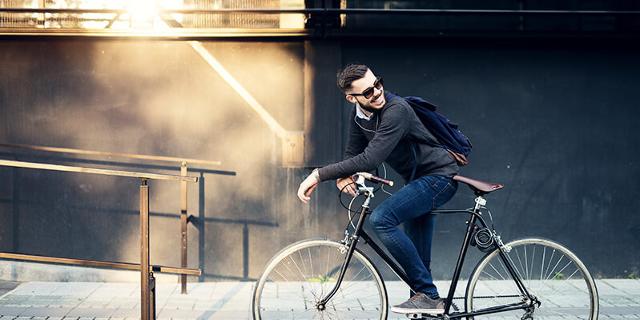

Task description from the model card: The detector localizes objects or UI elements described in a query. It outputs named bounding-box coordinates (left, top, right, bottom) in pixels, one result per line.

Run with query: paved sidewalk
left=0, top=279, right=637, bottom=319
left=0, top=282, right=19, bottom=299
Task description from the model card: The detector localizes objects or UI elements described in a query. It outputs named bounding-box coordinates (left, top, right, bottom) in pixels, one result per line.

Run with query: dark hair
left=337, top=64, right=369, bottom=92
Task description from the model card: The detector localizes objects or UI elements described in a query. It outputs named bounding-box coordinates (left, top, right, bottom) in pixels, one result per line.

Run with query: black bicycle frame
left=317, top=202, right=536, bottom=318
left=317, top=203, right=371, bottom=306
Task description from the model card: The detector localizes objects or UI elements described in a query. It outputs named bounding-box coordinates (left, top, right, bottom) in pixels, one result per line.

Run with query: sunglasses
left=349, top=76, right=383, bottom=100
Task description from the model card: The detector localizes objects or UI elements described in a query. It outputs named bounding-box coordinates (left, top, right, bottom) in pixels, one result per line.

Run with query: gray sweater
left=318, top=92, right=459, bottom=182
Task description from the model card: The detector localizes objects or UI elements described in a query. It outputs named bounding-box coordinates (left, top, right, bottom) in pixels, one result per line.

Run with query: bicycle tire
left=465, top=238, right=599, bottom=319
left=252, top=239, right=388, bottom=320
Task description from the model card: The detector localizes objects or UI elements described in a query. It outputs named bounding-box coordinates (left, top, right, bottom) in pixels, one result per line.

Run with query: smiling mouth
left=371, top=94, right=384, bottom=105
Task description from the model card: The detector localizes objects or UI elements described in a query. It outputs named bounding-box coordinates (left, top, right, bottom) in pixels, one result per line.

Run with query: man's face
left=346, top=69, right=385, bottom=111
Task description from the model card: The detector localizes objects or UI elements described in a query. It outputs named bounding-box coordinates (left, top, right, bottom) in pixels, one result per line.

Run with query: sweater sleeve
left=318, top=103, right=410, bottom=181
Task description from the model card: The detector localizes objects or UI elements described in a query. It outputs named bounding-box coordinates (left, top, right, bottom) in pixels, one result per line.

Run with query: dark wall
left=336, top=38, right=640, bottom=279
left=0, top=37, right=638, bottom=281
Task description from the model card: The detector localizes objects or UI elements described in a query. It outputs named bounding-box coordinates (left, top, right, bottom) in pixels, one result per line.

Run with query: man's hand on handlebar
left=353, top=172, right=394, bottom=187
left=336, top=176, right=357, bottom=197
left=297, top=170, right=394, bottom=204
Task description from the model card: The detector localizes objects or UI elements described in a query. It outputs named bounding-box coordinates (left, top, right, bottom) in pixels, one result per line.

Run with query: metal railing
left=0, top=5, right=638, bottom=37
left=0, top=158, right=198, bottom=320
left=0, top=143, right=234, bottom=295
left=0, top=1, right=308, bottom=37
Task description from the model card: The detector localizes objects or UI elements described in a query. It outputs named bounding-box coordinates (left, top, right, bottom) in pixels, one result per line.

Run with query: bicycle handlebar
left=353, top=172, right=394, bottom=187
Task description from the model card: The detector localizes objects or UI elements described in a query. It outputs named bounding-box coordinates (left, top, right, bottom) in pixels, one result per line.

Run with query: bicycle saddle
left=453, top=175, right=504, bottom=196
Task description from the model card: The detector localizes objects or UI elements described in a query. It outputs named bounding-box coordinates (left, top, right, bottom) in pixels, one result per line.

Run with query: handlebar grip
left=356, top=172, right=394, bottom=187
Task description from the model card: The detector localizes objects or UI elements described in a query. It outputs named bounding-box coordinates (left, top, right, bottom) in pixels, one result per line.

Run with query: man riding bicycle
left=296, top=63, right=460, bottom=315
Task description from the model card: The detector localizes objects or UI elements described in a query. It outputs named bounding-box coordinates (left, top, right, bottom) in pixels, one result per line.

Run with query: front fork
left=316, top=189, right=373, bottom=309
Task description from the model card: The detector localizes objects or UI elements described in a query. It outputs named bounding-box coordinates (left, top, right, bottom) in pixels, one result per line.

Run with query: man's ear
left=345, top=95, right=356, bottom=104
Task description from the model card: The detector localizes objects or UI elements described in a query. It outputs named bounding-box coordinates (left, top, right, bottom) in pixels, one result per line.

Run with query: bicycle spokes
left=253, top=240, right=387, bottom=320
left=467, top=238, right=598, bottom=319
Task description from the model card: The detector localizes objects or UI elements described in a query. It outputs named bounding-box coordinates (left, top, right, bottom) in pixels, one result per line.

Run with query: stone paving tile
left=20, top=306, right=73, bottom=317
left=157, top=308, right=214, bottom=319
left=110, top=307, right=140, bottom=318
left=66, top=307, right=116, bottom=318
left=0, top=307, right=23, bottom=317
left=603, top=279, right=640, bottom=292
left=598, top=280, right=640, bottom=307
left=0, top=280, right=638, bottom=319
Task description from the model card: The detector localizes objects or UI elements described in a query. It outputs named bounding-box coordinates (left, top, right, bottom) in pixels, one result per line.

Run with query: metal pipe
left=449, top=301, right=530, bottom=319
left=360, top=231, right=412, bottom=286
left=318, top=205, right=369, bottom=306
left=150, top=272, right=157, bottom=320
left=180, top=162, right=188, bottom=294
left=0, top=159, right=198, bottom=182
left=198, top=173, right=206, bottom=283
left=140, top=179, right=151, bottom=320
left=0, top=157, right=205, bottom=319
left=1, top=7, right=637, bottom=39
left=0, top=7, right=639, bottom=15
left=0, top=29, right=309, bottom=38
left=140, top=179, right=151, bottom=319
left=0, top=143, right=222, bottom=166
left=444, top=213, right=478, bottom=314
left=242, top=222, right=249, bottom=280
left=324, top=8, right=640, bottom=15
left=0, top=252, right=200, bottom=275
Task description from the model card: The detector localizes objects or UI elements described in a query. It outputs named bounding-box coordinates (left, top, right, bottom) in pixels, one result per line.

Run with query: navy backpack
left=389, top=92, right=472, bottom=168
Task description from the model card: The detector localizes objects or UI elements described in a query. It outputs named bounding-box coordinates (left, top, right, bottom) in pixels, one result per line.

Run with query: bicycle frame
left=316, top=191, right=537, bottom=319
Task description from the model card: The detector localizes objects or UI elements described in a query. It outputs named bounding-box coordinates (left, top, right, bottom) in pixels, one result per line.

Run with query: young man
left=296, top=64, right=459, bottom=314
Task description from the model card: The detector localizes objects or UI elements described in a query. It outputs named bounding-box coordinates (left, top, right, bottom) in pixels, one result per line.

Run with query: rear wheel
left=252, top=239, right=388, bottom=320
left=466, top=238, right=598, bottom=319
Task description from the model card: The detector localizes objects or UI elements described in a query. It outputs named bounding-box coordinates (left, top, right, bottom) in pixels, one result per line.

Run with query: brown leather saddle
left=453, top=175, right=504, bottom=196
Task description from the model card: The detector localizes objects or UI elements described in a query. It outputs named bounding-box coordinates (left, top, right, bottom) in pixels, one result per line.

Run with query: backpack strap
left=447, top=150, right=469, bottom=166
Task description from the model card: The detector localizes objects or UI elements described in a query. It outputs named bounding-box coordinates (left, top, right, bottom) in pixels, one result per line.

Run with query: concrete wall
left=0, top=37, right=638, bottom=282
left=0, top=39, right=313, bottom=282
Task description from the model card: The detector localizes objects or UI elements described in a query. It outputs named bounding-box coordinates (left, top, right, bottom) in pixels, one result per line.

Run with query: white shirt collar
left=355, top=103, right=373, bottom=121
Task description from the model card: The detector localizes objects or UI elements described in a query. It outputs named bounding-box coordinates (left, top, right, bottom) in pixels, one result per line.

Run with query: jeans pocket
left=426, top=175, right=448, bottom=191
left=432, top=181, right=456, bottom=210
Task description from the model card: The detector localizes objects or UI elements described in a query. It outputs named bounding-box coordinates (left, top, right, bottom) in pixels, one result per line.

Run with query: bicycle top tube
left=349, top=172, right=492, bottom=226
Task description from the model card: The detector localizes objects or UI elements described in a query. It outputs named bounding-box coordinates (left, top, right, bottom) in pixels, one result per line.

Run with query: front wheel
left=466, top=238, right=598, bottom=319
left=252, top=239, right=388, bottom=320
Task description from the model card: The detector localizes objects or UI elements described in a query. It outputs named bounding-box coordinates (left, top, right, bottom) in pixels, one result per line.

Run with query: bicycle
left=252, top=172, right=599, bottom=320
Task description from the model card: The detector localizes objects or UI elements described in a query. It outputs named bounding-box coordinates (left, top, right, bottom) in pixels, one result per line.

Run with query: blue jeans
left=369, top=175, right=458, bottom=299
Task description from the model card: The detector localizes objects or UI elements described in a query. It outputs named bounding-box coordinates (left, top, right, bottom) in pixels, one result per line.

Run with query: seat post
left=474, top=195, right=487, bottom=212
